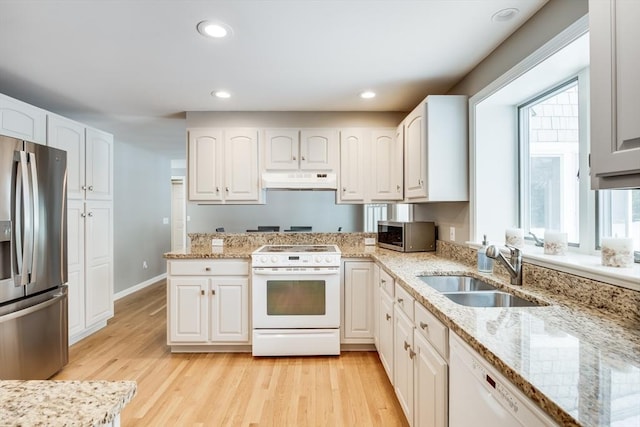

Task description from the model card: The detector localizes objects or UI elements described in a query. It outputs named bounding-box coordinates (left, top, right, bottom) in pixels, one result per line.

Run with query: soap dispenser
left=477, top=234, right=494, bottom=273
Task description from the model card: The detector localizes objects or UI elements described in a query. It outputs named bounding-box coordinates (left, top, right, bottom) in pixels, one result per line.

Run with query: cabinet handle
left=205, top=267, right=211, bottom=271
left=216, top=187, right=220, bottom=193
left=342, top=187, right=346, bottom=192
left=292, top=156, right=297, bottom=161
left=403, top=340, right=410, bottom=351
left=211, top=289, right=215, bottom=295
left=200, top=290, right=205, bottom=296
left=88, top=185, right=94, bottom=191
left=87, top=212, right=93, bottom=217
left=397, top=184, right=401, bottom=190
left=397, top=297, right=404, bottom=304
left=301, top=156, right=305, bottom=161
left=80, top=213, right=86, bottom=218
left=225, top=187, right=229, bottom=192
left=381, top=279, right=386, bottom=284
left=419, top=321, right=428, bottom=331
left=81, top=185, right=87, bottom=190
left=409, top=349, right=416, bottom=359
left=385, top=313, right=391, bottom=321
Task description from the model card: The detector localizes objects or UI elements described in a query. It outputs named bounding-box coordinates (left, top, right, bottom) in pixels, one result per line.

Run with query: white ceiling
left=0, top=0, right=548, bottom=154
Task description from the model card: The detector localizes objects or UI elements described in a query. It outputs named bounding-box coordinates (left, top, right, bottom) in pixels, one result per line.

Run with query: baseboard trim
left=114, top=273, right=167, bottom=301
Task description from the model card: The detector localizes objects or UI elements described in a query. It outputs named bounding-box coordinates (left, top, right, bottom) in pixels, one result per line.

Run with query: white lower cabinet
left=394, top=305, right=415, bottom=424
left=342, top=261, right=374, bottom=343
left=67, top=200, right=114, bottom=343
left=378, top=273, right=395, bottom=382
left=167, top=260, right=250, bottom=348
left=414, top=330, right=448, bottom=427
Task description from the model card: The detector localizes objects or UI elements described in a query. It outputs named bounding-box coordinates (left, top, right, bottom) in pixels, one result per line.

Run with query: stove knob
left=271, top=256, right=278, bottom=264
left=314, top=256, right=322, bottom=263
left=260, top=256, right=267, bottom=263
left=325, top=256, right=332, bottom=263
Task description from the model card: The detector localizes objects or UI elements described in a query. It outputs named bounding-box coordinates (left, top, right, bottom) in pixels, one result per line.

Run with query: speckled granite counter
left=164, top=239, right=640, bottom=427
left=0, top=380, right=136, bottom=426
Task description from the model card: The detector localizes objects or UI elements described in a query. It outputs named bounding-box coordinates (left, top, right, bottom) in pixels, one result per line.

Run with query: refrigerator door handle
left=28, top=152, right=39, bottom=285
left=12, top=151, right=32, bottom=287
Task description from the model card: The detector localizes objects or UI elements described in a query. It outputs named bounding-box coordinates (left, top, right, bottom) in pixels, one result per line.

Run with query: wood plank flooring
left=54, top=281, right=408, bottom=426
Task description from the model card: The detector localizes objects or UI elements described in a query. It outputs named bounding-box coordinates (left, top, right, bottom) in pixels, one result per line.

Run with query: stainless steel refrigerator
left=0, top=134, right=68, bottom=380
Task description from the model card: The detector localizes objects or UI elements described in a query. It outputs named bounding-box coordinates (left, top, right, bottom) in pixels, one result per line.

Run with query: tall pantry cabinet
left=47, top=115, right=114, bottom=344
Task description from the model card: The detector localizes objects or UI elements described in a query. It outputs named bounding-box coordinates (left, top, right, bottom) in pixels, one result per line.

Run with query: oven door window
left=266, top=280, right=326, bottom=315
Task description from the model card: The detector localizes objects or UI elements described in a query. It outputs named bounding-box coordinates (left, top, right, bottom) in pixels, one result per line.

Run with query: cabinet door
left=371, top=128, right=403, bottom=201
left=224, top=129, right=260, bottom=201
left=404, top=104, right=427, bottom=200
left=47, top=115, right=85, bottom=200
left=188, top=129, right=224, bottom=201
left=0, top=93, right=46, bottom=144
left=84, top=201, right=113, bottom=326
left=85, top=127, right=113, bottom=200
left=394, top=306, right=415, bottom=425
left=67, top=200, right=86, bottom=338
left=264, top=129, right=299, bottom=170
left=414, top=331, right=448, bottom=427
left=343, top=261, right=374, bottom=341
left=210, top=277, right=249, bottom=342
left=590, top=0, right=640, bottom=188
left=339, top=129, right=366, bottom=202
left=300, top=129, right=338, bottom=171
left=378, top=289, right=395, bottom=383
left=169, top=277, right=208, bottom=342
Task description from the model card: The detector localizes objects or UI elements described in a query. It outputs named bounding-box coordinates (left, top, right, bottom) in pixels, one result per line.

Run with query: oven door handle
left=252, top=268, right=340, bottom=276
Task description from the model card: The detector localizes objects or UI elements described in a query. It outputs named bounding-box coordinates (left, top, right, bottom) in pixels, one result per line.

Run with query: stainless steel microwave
left=377, top=221, right=436, bottom=252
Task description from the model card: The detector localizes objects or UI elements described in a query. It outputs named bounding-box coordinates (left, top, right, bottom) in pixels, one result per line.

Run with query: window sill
left=467, top=242, right=640, bottom=292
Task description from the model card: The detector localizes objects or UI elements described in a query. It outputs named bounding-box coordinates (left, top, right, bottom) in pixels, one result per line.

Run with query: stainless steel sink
left=442, top=291, right=541, bottom=308
left=418, top=275, right=497, bottom=292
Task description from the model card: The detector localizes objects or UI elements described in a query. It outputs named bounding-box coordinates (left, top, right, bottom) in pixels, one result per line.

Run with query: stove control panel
left=251, top=253, right=341, bottom=267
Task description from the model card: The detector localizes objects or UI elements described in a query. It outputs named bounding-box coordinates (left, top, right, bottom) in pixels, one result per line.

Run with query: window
left=599, top=189, right=640, bottom=255
left=519, top=79, right=583, bottom=245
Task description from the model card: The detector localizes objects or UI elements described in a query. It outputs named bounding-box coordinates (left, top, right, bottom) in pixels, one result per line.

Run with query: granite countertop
left=165, top=244, right=640, bottom=426
left=164, top=245, right=256, bottom=259
left=0, top=380, right=137, bottom=426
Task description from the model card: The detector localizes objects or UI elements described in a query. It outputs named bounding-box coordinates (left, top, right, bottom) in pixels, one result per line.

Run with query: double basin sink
left=418, top=275, right=542, bottom=308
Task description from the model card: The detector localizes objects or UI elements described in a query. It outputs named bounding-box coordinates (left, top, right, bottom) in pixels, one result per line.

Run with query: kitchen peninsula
left=165, top=232, right=640, bottom=427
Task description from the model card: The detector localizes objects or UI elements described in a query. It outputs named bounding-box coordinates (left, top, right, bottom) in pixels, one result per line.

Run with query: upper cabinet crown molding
left=0, top=93, right=47, bottom=144
left=589, top=0, right=640, bottom=189
left=402, top=95, right=468, bottom=202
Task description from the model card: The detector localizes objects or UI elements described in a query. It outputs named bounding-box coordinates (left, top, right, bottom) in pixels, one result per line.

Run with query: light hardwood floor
left=54, top=281, right=408, bottom=426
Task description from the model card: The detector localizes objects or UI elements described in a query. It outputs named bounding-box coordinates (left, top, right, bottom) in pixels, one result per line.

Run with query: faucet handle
left=505, top=244, right=522, bottom=257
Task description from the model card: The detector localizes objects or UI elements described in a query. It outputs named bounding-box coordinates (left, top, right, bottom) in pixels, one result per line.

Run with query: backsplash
left=189, top=232, right=376, bottom=248
left=436, top=240, right=640, bottom=324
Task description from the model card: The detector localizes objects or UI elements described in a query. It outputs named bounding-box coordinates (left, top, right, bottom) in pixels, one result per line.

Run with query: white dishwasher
left=449, top=332, right=558, bottom=427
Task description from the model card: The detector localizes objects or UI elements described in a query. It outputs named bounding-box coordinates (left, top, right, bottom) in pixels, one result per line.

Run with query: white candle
left=544, top=230, right=567, bottom=255
left=505, top=228, right=524, bottom=249
left=601, top=237, right=634, bottom=267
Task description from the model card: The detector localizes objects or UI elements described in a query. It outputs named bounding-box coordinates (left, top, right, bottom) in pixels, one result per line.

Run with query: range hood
left=261, top=172, right=337, bottom=190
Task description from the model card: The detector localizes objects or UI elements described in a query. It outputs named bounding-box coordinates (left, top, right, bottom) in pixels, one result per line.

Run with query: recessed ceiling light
left=212, top=90, right=231, bottom=99
left=360, top=91, right=376, bottom=99
left=197, top=20, right=232, bottom=38
left=491, top=8, right=519, bottom=22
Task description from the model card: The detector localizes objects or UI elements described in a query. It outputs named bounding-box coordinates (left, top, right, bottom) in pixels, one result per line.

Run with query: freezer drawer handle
left=0, top=292, right=65, bottom=324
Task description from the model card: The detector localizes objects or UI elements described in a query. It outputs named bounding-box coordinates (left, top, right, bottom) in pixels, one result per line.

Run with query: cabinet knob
left=385, top=313, right=391, bottom=321
left=81, top=185, right=87, bottom=190
left=409, top=349, right=416, bottom=359
left=200, top=290, right=205, bottom=296
left=403, top=340, right=410, bottom=351
left=380, top=279, right=386, bottom=284
left=397, top=297, right=404, bottom=304
left=87, top=212, right=93, bottom=217
left=205, top=267, right=211, bottom=271
left=342, top=187, right=346, bottom=192
left=301, top=156, right=306, bottom=161
left=211, top=289, right=216, bottom=295
left=80, top=213, right=86, bottom=218
left=397, top=184, right=401, bottom=190
left=88, top=185, right=94, bottom=191
left=419, top=321, right=428, bottom=331
left=292, top=156, right=296, bottom=161
left=225, top=187, right=229, bottom=192
left=216, top=187, right=220, bottom=193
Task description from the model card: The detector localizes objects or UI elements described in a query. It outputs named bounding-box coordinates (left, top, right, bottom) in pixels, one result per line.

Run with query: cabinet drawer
left=168, top=260, right=249, bottom=276
left=379, top=268, right=395, bottom=297
left=415, top=302, right=448, bottom=359
left=394, top=283, right=414, bottom=321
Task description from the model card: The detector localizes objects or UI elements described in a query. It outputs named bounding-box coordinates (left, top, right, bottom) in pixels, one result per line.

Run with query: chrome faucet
left=485, top=244, right=523, bottom=286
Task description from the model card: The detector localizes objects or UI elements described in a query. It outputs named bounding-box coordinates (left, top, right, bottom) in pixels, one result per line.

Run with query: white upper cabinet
left=403, top=95, right=468, bottom=202
left=188, top=128, right=262, bottom=203
left=339, top=129, right=367, bottom=202
left=0, top=93, right=46, bottom=144
left=85, top=128, right=114, bottom=200
left=590, top=0, right=640, bottom=189
left=264, top=128, right=339, bottom=172
left=371, top=128, right=403, bottom=201
left=47, top=115, right=86, bottom=200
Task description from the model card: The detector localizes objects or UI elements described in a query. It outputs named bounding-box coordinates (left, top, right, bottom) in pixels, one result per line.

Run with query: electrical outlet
left=162, top=217, right=169, bottom=225
left=142, top=261, right=148, bottom=269
left=364, top=237, right=376, bottom=245
left=449, top=226, right=456, bottom=242
left=211, top=238, right=224, bottom=247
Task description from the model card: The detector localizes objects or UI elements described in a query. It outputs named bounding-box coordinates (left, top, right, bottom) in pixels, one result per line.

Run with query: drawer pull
left=397, top=297, right=404, bottom=304
left=385, top=313, right=391, bottom=321
left=205, top=267, right=211, bottom=271
left=419, top=321, right=428, bottom=330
